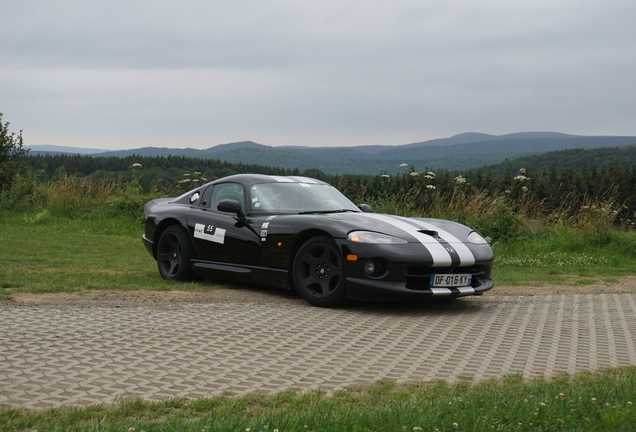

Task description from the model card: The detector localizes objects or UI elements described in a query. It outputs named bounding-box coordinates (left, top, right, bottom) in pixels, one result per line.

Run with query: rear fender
left=151, top=217, right=193, bottom=259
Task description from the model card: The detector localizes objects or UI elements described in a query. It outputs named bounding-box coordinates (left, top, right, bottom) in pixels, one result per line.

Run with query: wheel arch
left=289, top=231, right=348, bottom=307
left=287, top=228, right=336, bottom=287
left=151, top=218, right=189, bottom=259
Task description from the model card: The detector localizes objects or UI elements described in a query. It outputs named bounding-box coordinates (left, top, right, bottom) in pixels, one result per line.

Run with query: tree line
left=25, top=153, right=301, bottom=192
left=19, top=152, right=636, bottom=225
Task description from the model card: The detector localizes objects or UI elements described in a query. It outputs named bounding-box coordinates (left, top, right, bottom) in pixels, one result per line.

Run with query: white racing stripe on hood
left=361, top=213, right=453, bottom=267
left=406, top=218, right=476, bottom=266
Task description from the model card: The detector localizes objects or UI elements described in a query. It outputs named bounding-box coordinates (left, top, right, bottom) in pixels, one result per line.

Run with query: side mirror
left=358, top=203, right=373, bottom=213
left=217, top=199, right=246, bottom=221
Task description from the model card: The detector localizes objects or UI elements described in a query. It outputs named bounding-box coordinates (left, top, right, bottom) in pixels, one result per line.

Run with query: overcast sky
left=2, top=0, right=635, bottom=150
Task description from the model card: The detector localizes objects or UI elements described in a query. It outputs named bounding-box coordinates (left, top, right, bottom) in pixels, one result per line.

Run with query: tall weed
left=1, top=173, right=161, bottom=223
left=2, top=171, right=631, bottom=244
left=338, top=172, right=630, bottom=243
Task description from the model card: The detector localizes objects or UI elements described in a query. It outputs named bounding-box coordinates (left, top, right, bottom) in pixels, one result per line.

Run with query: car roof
left=211, top=174, right=329, bottom=187
left=173, top=174, right=332, bottom=205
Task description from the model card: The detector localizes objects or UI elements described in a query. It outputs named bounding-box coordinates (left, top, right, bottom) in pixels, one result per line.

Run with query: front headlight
left=467, top=231, right=489, bottom=244
left=348, top=231, right=408, bottom=244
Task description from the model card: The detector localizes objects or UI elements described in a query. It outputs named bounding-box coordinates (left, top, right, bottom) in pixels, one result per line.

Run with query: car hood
left=315, top=212, right=476, bottom=244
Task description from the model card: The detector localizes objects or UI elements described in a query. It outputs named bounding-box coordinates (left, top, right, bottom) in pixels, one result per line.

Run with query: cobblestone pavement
left=2, top=293, right=636, bottom=409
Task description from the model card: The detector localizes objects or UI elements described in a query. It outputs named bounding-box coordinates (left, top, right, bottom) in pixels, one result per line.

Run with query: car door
left=187, top=182, right=261, bottom=265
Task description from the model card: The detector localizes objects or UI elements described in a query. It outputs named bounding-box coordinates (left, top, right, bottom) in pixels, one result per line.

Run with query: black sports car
left=142, top=174, right=493, bottom=307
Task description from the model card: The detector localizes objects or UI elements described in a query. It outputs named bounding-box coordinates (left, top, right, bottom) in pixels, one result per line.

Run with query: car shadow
left=206, top=281, right=491, bottom=316
left=343, top=296, right=491, bottom=316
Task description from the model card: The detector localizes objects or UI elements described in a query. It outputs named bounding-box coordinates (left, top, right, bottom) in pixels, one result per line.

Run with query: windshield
left=249, top=182, right=360, bottom=213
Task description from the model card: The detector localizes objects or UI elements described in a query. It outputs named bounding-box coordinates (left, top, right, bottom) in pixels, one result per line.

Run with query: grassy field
left=2, top=369, right=635, bottom=431
left=491, top=226, right=636, bottom=286
left=0, top=211, right=213, bottom=300
left=1, top=210, right=635, bottom=299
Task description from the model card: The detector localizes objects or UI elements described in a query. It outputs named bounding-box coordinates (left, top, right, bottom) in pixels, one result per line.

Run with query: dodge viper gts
left=142, top=174, right=493, bottom=307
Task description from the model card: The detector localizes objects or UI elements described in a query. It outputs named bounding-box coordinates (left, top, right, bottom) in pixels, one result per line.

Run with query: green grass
left=2, top=368, right=635, bottom=431
left=0, top=211, right=218, bottom=300
left=1, top=210, right=635, bottom=300
left=492, top=226, right=636, bottom=286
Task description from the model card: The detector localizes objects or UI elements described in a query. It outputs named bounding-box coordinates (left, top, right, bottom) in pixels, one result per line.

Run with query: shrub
left=0, top=113, right=29, bottom=190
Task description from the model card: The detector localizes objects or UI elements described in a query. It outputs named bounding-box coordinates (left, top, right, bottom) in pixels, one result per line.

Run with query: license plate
left=430, top=274, right=472, bottom=287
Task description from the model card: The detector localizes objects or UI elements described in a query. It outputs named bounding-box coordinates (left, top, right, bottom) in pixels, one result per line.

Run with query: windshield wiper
left=298, top=209, right=356, bottom=215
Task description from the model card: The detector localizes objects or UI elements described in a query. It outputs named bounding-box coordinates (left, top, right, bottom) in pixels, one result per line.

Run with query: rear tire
left=292, top=236, right=348, bottom=307
left=156, top=225, right=195, bottom=281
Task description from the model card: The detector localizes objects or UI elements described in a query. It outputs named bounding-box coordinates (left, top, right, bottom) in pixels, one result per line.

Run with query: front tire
left=292, top=236, right=347, bottom=307
left=156, top=225, right=195, bottom=281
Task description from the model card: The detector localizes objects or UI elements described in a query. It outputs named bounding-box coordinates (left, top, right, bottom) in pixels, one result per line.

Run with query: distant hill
left=476, top=145, right=636, bottom=175
left=93, top=147, right=207, bottom=158
left=28, top=132, right=636, bottom=175
left=27, top=145, right=106, bottom=155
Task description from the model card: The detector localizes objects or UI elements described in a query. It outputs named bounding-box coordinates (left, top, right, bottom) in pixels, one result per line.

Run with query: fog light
left=364, top=261, right=376, bottom=275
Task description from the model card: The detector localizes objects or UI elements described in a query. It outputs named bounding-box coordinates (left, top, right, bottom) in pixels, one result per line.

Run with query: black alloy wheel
left=292, top=236, right=347, bottom=307
left=156, top=225, right=194, bottom=281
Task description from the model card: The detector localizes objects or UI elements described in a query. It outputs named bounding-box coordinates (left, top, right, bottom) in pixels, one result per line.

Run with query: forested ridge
left=25, top=153, right=301, bottom=191
left=29, top=132, right=636, bottom=174
left=479, top=146, right=636, bottom=175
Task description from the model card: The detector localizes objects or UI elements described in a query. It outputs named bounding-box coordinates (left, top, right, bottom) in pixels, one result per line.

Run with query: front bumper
left=345, top=276, right=493, bottom=302
left=337, top=239, right=494, bottom=302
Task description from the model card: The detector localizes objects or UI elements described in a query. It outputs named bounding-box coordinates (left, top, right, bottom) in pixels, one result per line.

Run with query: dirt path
left=5, top=276, right=636, bottom=308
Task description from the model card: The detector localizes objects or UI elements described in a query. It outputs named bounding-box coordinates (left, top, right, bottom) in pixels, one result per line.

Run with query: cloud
left=2, top=0, right=635, bottom=149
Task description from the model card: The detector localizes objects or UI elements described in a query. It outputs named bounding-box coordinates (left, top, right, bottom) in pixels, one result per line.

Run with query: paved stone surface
left=1, top=294, right=636, bottom=409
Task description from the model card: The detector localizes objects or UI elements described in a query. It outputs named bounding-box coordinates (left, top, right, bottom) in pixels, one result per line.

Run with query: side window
left=210, top=183, right=244, bottom=212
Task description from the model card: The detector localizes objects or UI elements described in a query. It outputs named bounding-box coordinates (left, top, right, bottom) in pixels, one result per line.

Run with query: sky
left=2, top=0, right=635, bottom=150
